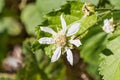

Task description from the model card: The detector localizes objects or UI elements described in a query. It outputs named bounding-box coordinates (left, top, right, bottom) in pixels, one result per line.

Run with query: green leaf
left=87, top=65, right=100, bottom=80
left=80, top=0, right=99, bottom=6
left=108, top=26, right=120, bottom=40
left=107, top=36, right=120, bottom=54
left=21, top=4, right=44, bottom=35
left=0, top=17, right=21, bottom=35
left=81, top=32, right=107, bottom=65
left=99, top=53, right=120, bottom=80
left=18, top=38, right=50, bottom=80
left=36, top=0, right=66, bottom=15
left=44, top=44, right=56, bottom=57
left=109, top=0, right=120, bottom=9
left=113, top=11, right=120, bottom=20
left=70, top=1, right=84, bottom=18
left=0, top=0, right=4, bottom=13
left=77, top=14, right=97, bottom=36
left=47, top=15, right=61, bottom=25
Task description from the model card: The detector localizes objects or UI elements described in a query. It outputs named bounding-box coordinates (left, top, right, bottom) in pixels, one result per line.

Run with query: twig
left=95, top=8, right=120, bottom=11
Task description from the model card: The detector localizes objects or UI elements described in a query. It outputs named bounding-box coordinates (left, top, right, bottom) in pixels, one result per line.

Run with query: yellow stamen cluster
left=54, top=31, right=66, bottom=46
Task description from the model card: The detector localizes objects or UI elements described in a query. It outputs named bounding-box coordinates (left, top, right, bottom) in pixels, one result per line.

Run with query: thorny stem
left=62, top=49, right=94, bottom=80
left=96, top=10, right=111, bottom=16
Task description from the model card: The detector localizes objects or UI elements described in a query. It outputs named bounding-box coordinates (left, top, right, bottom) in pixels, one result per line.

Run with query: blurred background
left=0, top=0, right=71, bottom=80
left=0, top=0, right=43, bottom=80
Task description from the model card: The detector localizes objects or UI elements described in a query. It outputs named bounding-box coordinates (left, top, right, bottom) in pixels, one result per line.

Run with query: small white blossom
left=102, top=18, right=114, bottom=33
left=38, top=15, right=82, bottom=65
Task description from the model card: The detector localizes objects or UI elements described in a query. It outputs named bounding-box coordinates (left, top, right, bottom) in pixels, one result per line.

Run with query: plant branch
left=75, top=10, right=111, bottom=39
left=95, top=8, right=120, bottom=11
left=62, top=49, right=94, bottom=80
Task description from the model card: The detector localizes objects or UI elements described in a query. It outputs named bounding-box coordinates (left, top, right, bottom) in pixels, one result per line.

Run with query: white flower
left=38, top=15, right=82, bottom=65
left=102, top=18, right=114, bottom=33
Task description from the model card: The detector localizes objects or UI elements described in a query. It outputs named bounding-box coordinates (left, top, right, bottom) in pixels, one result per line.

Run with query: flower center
left=54, top=31, right=66, bottom=46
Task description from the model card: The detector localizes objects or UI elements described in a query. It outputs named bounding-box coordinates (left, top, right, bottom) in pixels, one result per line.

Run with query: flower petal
left=67, top=23, right=80, bottom=36
left=69, top=39, right=82, bottom=47
left=60, top=15, right=67, bottom=33
left=40, top=27, right=56, bottom=35
left=38, top=37, right=55, bottom=44
left=51, top=46, right=62, bottom=62
left=103, top=19, right=114, bottom=33
left=65, top=47, right=73, bottom=65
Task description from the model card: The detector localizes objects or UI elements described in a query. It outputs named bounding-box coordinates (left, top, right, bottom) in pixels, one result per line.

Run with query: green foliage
left=109, top=0, right=120, bottom=9
left=70, top=1, right=83, bottom=18
left=107, top=36, right=120, bottom=54
left=1, top=0, right=120, bottom=80
left=17, top=38, right=65, bottom=80
left=81, top=32, right=107, bottom=65
left=87, top=65, right=100, bottom=80
left=33, top=0, right=120, bottom=80
left=0, top=33, right=8, bottom=66
left=77, top=14, right=97, bottom=36
left=17, top=38, right=49, bottom=80
left=44, top=44, right=56, bottom=57
left=36, top=0, right=66, bottom=15
left=98, top=24, right=120, bottom=80
left=21, top=4, right=44, bottom=35
left=0, top=0, right=4, bottom=13
left=0, top=17, right=21, bottom=35
left=99, top=53, right=120, bottom=80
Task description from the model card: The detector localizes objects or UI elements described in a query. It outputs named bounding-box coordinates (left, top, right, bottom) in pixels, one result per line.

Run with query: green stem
left=95, top=8, right=120, bottom=11
left=97, top=10, right=111, bottom=16
left=75, top=11, right=111, bottom=39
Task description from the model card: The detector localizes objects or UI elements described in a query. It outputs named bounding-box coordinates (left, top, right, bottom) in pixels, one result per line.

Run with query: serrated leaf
left=107, top=36, right=120, bottom=54
left=36, top=0, right=66, bottom=15
left=87, top=65, right=100, bottom=80
left=99, top=53, right=120, bottom=80
left=0, top=0, right=4, bottom=13
left=21, top=4, right=44, bottom=35
left=81, top=32, right=107, bottom=65
left=0, top=17, right=21, bottom=35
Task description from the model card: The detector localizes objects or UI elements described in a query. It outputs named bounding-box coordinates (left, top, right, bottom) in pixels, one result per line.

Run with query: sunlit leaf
left=109, top=0, right=120, bottom=9
left=81, top=32, right=107, bottom=65
left=99, top=53, right=120, bottom=80
left=76, top=14, right=97, bottom=36
left=107, top=36, right=120, bottom=54
left=87, top=65, right=100, bottom=80
left=70, top=1, right=84, bottom=18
